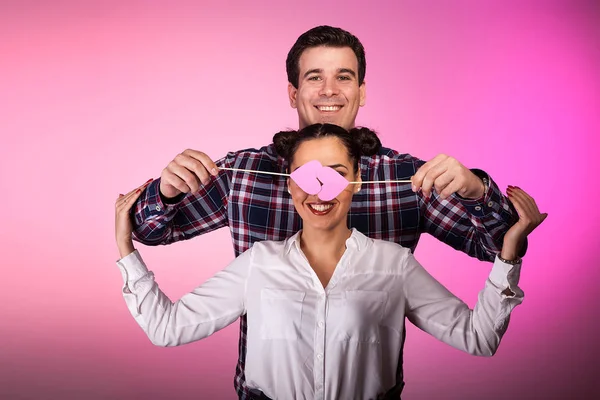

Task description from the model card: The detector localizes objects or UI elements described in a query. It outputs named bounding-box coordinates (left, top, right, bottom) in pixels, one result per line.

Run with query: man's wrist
left=466, top=172, right=487, bottom=200
left=159, top=190, right=186, bottom=205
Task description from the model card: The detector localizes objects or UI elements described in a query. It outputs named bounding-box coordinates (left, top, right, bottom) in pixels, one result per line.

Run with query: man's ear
left=288, top=83, right=298, bottom=108
left=359, top=81, right=366, bottom=107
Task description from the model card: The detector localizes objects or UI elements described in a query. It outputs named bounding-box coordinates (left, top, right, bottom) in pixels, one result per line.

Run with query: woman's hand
left=501, top=186, right=548, bottom=261
left=115, top=179, right=152, bottom=258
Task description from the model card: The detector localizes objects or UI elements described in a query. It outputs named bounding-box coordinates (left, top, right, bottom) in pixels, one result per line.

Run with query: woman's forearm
left=500, top=236, right=524, bottom=261
left=118, top=239, right=135, bottom=259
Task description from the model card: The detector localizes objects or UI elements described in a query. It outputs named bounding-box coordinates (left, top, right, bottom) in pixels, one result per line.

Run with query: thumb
left=540, top=213, right=548, bottom=223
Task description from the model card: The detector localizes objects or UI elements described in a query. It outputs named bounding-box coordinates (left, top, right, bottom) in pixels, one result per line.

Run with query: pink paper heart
left=290, top=160, right=350, bottom=201
left=316, top=166, right=350, bottom=201
left=290, top=160, right=322, bottom=195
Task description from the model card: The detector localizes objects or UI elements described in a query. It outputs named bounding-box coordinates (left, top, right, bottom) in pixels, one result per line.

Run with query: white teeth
left=317, top=105, right=341, bottom=112
left=310, top=203, right=333, bottom=212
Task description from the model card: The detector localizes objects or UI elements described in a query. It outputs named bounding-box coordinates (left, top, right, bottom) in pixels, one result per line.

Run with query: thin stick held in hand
left=219, top=167, right=412, bottom=184
left=219, top=167, right=289, bottom=177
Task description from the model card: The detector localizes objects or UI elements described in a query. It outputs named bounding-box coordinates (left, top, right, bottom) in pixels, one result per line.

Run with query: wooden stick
left=219, top=167, right=412, bottom=183
left=219, top=167, right=289, bottom=177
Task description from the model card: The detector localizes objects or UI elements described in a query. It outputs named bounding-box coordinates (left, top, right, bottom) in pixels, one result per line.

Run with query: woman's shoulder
left=371, top=237, right=414, bottom=258
left=353, top=230, right=415, bottom=265
left=246, top=236, right=295, bottom=260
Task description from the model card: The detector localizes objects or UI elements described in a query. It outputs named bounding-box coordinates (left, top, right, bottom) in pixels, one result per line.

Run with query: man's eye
left=338, top=75, right=351, bottom=81
left=308, top=76, right=321, bottom=81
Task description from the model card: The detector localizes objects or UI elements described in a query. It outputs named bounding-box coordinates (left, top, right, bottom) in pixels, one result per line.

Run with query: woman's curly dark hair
left=273, top=123, right=381, bottom=172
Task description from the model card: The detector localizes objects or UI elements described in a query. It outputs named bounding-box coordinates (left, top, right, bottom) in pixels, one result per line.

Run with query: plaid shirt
left=132, top=143, right=517, bottom=399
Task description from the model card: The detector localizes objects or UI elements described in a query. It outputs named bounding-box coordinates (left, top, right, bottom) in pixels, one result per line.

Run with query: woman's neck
left=299, top=224, right=352, bottom=262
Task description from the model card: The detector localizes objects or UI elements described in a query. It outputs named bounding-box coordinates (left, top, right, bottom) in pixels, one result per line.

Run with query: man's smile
left=315, top=105, right=343, bottom=112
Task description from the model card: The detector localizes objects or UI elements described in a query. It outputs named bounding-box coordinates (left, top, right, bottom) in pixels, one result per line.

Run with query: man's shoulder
left=374, top=146, right=425, bottom=164
left=225, top=143, right=277, bottom=159
left=221, top=143, right=284, bottom=170
left=360, top=146, right=426, bottom=177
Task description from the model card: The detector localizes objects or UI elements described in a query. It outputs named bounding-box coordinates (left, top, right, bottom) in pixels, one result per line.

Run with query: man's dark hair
left=286, top=25, right=366, bottom=89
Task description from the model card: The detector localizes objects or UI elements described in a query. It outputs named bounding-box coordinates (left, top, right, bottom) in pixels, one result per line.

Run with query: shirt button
left=488, top=201, right=493, bottom=207
left=316, top=353, right=323, bottom=361
left=474, top=206, right=482, bottom=211
left=155, top=205, right=161, bottom=211
left=318, top=321, right=325, bottom=329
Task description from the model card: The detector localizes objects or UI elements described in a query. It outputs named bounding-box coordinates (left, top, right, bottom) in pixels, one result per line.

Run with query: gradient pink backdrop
left=1, top=1, right=599, bottom=399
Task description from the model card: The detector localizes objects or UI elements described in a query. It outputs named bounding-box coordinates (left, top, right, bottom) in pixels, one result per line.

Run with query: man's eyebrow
left=338, top=68, right=357, bottom=77
left=303, top=68, right=323, bottom=79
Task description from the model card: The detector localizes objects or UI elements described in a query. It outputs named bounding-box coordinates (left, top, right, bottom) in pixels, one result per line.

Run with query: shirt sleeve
left=419, top=165, right=520, bottom=262
left=130, top=153, right=234, bottom=246
left=115, top=248, right=252, bottom=347
left=403, top=254, right=524, bottom=356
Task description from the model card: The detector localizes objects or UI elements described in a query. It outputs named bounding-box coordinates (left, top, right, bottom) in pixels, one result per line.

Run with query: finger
left=169, top=159, right=204, bottom=190
left=116, top=187, right=141, bottom=207
left=432, top=170, right=454, bottom=199
left=514, top=186, right=543, bottom=216
left=508, top=188, right=538, bottom=218
left=117, top=187, right=146, bottom=216
left=421, top=163, right=449, bottom=198
left=412, top=154, right=446, bottom=192
left=438, top=178, right=463, bottom=200
left=162, top=166, right=194, bottom=194
left=124, top=187, right=145, bottom=207
left=507, top=190, right=534, bottom=221
left=174, top=154, right=211, bottom=186
left=116, top=180, right=152, bottom=209
left=182, top=149, right=219, bottom=177
left=116, top=190, right=140, bottom=213
left=139, top=178, right=153, bottom=189
left=506, top=188, right=533, bottom=215
left=509, top=186, right=538, bottom=208
left=508, top=189, right=548, bottom=229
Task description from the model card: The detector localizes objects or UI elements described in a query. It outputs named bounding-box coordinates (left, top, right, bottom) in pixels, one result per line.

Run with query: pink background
left=1, top=1, right=599, bottom=399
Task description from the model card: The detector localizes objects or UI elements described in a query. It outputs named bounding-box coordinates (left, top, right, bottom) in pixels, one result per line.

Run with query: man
left=131, top=26, right=521, bottom=399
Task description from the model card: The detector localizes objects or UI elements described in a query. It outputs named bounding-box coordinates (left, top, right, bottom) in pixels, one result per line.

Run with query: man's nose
left=319, top=78, right=339, bottom=97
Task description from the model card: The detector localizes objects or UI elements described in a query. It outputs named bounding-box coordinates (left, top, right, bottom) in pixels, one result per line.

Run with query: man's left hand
left=411, top=154, right=485, bottom=200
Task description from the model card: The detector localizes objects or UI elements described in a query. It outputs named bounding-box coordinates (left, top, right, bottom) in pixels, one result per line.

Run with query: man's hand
left=159, top=149, right=219, bottom=199
left=411, top=154, right=485, bottom=200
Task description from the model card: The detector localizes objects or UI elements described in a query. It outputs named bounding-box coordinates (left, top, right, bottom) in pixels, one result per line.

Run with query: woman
left=114, top=124, right=546, bottom=399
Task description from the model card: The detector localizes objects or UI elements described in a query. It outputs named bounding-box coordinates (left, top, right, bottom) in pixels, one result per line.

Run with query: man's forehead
left=298, top=46, right=358, bottom=72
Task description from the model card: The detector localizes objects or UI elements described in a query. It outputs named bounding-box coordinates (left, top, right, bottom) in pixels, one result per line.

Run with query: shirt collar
left=283, top=228, right=368, bottom=255
left=283, top=230, right=302, bottom=255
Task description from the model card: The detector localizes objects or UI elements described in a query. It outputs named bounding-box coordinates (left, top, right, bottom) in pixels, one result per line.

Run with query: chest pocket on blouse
left=260, top=289, right=305, bottom=341
left=328, top=290, right=388, bottom=343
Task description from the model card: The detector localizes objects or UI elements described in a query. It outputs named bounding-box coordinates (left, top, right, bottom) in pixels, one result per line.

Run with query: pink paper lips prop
left=289, top=160, right=350, bottom=201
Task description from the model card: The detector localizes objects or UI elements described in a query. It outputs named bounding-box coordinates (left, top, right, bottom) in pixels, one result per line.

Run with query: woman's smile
left=307, top=201, right=336, bottom=215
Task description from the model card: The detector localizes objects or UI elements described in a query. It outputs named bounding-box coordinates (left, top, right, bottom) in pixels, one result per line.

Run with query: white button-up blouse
left=116, top=229, right=523, bottom=400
